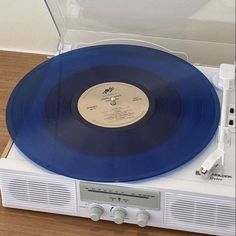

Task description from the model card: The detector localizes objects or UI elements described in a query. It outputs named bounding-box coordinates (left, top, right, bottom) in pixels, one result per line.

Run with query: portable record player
left=0, top=1, right=235, bottom=236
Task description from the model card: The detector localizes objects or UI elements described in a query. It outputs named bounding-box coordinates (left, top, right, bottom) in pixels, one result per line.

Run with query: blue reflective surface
left=6, top=45, right=220, bottom=182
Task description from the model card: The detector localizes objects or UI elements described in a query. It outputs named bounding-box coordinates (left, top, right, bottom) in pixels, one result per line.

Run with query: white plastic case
left=45, top=0, right=235, bottom=65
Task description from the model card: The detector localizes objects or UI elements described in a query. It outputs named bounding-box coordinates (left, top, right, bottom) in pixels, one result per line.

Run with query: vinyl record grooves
left=6, top=44, right=220, bottom=182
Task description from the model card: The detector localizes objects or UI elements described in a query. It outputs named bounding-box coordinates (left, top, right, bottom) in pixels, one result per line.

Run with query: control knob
left=112, top=208, right=127, bottom=224
left=136, top=211, right=150, bottom=227
left=89, top=205, right=104, bottom=221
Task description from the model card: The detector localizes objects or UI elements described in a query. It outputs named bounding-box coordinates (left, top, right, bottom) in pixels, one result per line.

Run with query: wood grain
left=0, top=51, right=47, bottom=154
left=0, top=50, right=201, bottom=236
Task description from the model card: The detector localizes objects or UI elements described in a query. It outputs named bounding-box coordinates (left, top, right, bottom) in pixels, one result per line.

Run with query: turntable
left=0, top=1, right=235, bottom=235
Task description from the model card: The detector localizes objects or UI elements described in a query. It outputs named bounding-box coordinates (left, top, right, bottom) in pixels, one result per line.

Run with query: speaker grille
left=165, top=193, right=235, bottom=235
left=0, top=173, right=77, bottom=214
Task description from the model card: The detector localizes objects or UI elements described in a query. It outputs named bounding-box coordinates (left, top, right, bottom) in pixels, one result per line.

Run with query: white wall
left=0, top=0, right=235, bottom=64
left=0, top=0, right=58, bottom=54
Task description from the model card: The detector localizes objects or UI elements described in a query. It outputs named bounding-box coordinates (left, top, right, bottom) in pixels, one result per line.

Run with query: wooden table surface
left=0, top=50, right=201, bottom=236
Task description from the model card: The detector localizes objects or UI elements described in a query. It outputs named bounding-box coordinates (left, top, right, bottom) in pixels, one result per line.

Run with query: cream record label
left=77, top=82, right=149, bottom=128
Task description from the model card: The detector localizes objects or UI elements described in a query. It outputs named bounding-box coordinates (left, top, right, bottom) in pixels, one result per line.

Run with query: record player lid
left=44, top=0, right=235, bottom=65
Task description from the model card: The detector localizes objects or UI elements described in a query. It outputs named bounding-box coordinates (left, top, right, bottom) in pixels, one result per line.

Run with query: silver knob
left=113, top=208, right=127, bottom=224
left=136, top=211, right=150, bottom=227
left=110, top=96, right=117, bottom=106
left=89, top=205, right=104, bottom=221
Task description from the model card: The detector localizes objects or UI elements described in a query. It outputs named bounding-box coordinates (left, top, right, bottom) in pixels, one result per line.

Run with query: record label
left=77, top=82, right=149, bottom=128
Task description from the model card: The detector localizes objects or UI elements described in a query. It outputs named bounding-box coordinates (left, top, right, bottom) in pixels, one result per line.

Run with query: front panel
left=0, top=171, right=235, bottom=236
left=76, top=181, right=236, bottom=235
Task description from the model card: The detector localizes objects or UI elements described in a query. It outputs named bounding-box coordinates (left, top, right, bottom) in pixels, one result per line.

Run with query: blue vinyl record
left=6, top=45, right=220, bottom=182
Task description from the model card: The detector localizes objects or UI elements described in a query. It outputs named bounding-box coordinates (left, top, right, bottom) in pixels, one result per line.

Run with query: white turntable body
left=0, top=64, right=235, bottom=236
